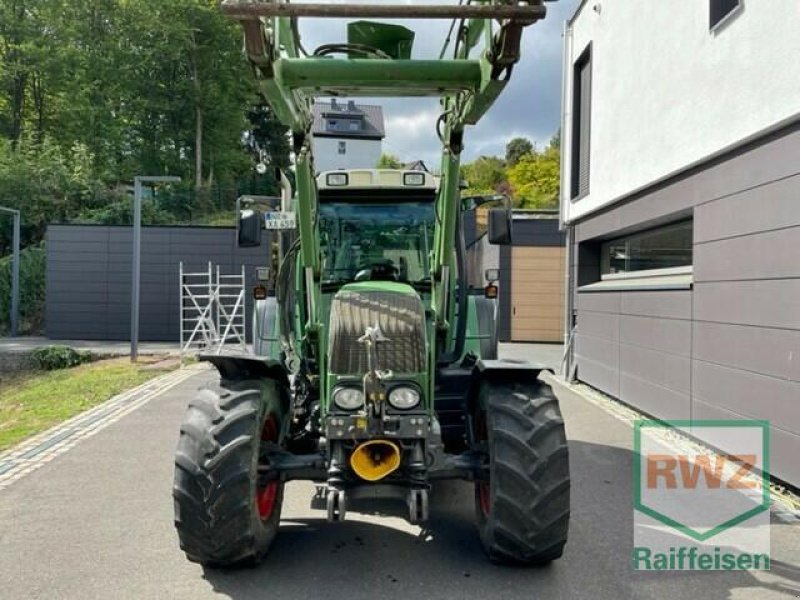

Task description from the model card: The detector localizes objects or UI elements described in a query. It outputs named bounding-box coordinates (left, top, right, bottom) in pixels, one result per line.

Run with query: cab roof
left=317, top=169, right=438, bottom=191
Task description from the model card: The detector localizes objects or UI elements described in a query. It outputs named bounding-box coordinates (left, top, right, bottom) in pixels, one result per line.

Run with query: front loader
left=173, top=0, right=570, bottom=567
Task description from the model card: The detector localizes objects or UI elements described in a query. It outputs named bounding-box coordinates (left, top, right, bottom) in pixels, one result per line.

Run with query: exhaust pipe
left=350, top=440, right=401, bottom=482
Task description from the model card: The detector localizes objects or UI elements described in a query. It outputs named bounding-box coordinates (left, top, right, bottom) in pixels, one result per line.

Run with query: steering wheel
left=354, top=259, right=400, bottom=282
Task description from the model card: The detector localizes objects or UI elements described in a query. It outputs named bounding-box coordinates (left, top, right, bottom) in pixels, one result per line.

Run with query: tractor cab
left=317, top=169, right=437, bottom=290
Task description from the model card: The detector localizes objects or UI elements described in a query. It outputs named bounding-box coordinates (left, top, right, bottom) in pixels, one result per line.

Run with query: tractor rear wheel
left=173, top=378, right=285, bottom=567
left=474, top=380, right=570, bottom=565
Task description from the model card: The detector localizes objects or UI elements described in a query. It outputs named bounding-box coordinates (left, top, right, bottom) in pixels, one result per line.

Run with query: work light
left=388, top=386, right=420, bottom=409
left=326, top=173, right=349, bottom=186
left=333, top=387, right=364, bottom=410
left=403, top=172, right=425, bottom=186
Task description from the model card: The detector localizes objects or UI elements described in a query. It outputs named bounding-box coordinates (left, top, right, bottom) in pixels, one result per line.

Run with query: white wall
left=561, top=1, right=800, bottom=224
left=312, top=137, right=382, bottom=172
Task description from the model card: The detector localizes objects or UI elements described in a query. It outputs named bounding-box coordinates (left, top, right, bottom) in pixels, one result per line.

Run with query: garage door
left=510, top=246, right=565, bottom=342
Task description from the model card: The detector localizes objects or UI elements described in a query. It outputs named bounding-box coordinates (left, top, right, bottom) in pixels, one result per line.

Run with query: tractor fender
left=466, top=358, right=553, bottom=415
left=199, top=354, right=290, bottom=389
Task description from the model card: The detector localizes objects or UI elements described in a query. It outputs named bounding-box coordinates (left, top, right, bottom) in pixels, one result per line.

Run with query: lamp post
left=131, top=176, right=181, bottom=361
left=0, top=207, right=20, bottom=337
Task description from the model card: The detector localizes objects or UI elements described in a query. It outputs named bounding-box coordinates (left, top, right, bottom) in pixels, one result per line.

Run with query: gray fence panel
left=46, top=225, right=270, bottom=342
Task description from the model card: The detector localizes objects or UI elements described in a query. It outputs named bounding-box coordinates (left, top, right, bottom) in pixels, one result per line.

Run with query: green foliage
left=461, top=156, right=506, bottom=196
left=0, top=241, right=45, bottom=335
left=29, top=345, right=93, bottom=371
left=459, top=133, right=561, bottom=209
left=0, top=138, right=103, bottom=252
left=376, top=153, right=403, bottom=169
left=73, top=198, right=175, bottom=226
left=246, top=103, right=291, bottom=172
left=507, top=139, right=560, bottom=209
left=505, top=137, right=534, bottom=166
left=0, top=0, right=291, bottom=250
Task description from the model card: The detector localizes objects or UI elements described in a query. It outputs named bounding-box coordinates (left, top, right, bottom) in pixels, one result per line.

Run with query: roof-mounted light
left=403, top=172, right=425, bottom=186
left=326, top=172, right=349, bottom=186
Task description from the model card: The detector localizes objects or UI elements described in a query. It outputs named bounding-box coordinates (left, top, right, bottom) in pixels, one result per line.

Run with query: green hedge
left=30, top=345, right=93, bottom=370
left=0, top=242, right=46, bottom=335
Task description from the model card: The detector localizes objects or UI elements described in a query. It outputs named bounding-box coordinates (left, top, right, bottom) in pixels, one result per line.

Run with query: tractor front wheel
left=173, top=378, right=285, bottom=567
left=474, top=380, right=570, bottom=565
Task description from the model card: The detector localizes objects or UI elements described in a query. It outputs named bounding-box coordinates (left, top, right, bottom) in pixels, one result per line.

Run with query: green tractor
left=173, top=0, right=570, bottom=567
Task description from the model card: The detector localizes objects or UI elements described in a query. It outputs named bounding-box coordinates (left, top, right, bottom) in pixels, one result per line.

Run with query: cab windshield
left=319, top=201, right=435, bottom=287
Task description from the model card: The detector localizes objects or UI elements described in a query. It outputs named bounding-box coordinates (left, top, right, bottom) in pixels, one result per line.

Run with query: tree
left=505, top=136, right=533, bottom=166
left=376, top=153, right=403, bottom=169
left=245, top=103, right=291, bottom=172
left=461, top=156, right=506, bottom=196
left=506, top=133, right=561, bottom=209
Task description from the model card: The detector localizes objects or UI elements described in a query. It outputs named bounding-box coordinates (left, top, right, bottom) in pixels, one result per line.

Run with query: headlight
left=333, top=387, right=364, bottom=410
left=388, top=386, right=420, bottom=410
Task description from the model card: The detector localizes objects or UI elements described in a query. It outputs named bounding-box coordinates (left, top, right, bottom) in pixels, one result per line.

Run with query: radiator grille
left=328, top=289, right=426, bottom=375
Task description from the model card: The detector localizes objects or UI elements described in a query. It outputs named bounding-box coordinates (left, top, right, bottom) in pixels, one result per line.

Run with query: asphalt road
left=1, top=350, right=798, bottom=599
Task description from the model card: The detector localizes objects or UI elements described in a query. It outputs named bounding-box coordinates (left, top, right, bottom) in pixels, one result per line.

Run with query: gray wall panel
left=693, top=322, right=800, bottom=382
left=692, top=397, right=800, bottom=487
left=47, top=224, right=269, bottom=342
left=576, top=291, right=620, bottom=313
left=692, top=360, right=800, bottom=432
left=619, top=344, right=691, bottom=395
left=619, top=373, right=690, bottom=422
left=694, top=280, right=800, bottom=330
left=619, top=291, right=692, bottom=320
left=576, top=355, right=619, bottom=397
left=694, top=174, right=800, bottom=243
left=498, top=245, right=512, bottom=341
left=575, top=333, right=618, bottom=372
left=694, top=226, right=800, bottom=283
left=511, top=217, right=565, bottom=247
left=576, top=310, right=619, bottom=341
left=618, top=315, right=691, bottom=357
left=47, top=228, right=109, bottom=243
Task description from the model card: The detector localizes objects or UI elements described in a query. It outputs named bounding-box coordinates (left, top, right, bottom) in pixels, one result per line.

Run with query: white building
left=560, top=0, right=800, bottom=486
left=311, top=100, right=385, bottom=172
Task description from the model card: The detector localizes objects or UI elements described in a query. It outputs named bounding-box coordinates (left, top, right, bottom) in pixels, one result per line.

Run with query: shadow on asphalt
left=200, top=440, right=799, bottom=600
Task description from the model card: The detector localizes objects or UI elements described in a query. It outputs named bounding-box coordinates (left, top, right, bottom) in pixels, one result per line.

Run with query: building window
left=710, top=0, right=740, bottom=29
left=348, top=120, right=360, bottom=131
left=327, top=119, right=338, bottom=131
left=601, top=220, right=693, bottom=277
left=338, top=141, right=346, bottom=155
left=571, top=45, right=592, bottom=200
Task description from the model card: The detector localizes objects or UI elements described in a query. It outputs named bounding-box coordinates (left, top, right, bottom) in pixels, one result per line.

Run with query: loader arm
left=223, top=0, right=548, bottom=361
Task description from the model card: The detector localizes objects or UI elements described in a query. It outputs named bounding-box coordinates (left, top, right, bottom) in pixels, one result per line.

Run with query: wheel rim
left=476, top=412, right=491, bottom=518
left=256, top=414, right=280, bottom=520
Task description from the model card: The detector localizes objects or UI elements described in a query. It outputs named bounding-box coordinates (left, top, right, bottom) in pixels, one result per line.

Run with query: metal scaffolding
left=180, top=262, right=247, bottom=356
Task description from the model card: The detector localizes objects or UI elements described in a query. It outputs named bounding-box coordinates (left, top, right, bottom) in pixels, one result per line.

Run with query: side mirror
left=487, top=208, right=512, bottom=245
left=238, top=209, right=262, bottom=247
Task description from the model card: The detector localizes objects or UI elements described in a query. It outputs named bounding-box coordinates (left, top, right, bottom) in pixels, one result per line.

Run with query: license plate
left=263, top=211, right=296, bottom=230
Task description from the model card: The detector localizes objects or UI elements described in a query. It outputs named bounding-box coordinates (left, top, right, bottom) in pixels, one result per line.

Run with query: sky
left=298, top=0, right=581, bottom=166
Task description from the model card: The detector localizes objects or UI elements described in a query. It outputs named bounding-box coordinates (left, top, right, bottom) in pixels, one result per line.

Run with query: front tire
left=173, top=378, right=285, bottom=567
left=474, top=380, right=570, bottom=565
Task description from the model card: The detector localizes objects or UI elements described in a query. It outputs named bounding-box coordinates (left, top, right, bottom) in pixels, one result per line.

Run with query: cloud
left=297, top=0, right=580, bottom=165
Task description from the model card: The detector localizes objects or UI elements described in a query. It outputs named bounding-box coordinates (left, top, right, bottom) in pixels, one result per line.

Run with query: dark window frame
left=710, top=0, right=741, bottom=30
left=338, top=141, right=346, bottom=155
left=571, top=44, right=592, bottom=201
left=600, top=220, right=694, bottom=277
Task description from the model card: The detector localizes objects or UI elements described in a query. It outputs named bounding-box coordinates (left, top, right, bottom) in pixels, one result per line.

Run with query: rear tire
left=173, top=378, right=285, bottom=568
left=474, top=380, right=570, bottom=565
